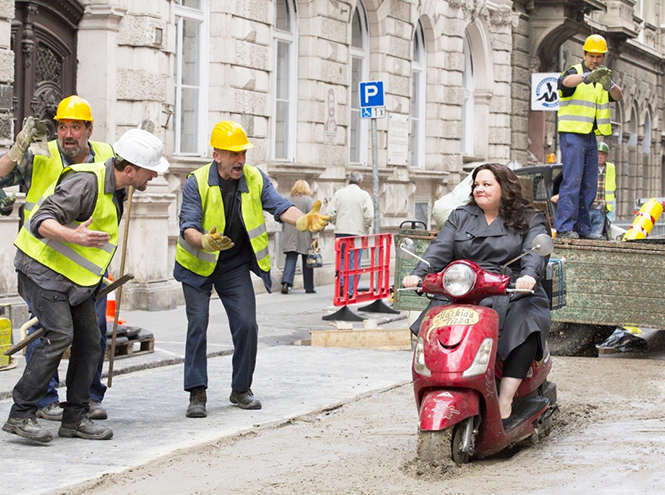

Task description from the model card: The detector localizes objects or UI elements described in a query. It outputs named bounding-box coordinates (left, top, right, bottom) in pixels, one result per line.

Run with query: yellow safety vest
left=175, top=163, right=270, bottom=277
left=558, top=63, right=611, bottom=136
left=24, top=140, right=115, bottom=220
left=605, top=162, right=616, bottom=212
left=14, top=163, right=118, bottom=287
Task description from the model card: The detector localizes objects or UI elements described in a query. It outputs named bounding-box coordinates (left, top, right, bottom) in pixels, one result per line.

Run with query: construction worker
left=555, top=34, right=623, bottom=239
left=175, top=120, right=329, bottom=418
left=2, top=129, right=168, bottom=443
left=0, top=96, right=116, bottom=422
left=588, top=141, right=616, bottom=239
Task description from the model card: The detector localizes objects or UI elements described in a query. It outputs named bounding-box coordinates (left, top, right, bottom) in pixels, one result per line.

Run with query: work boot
left=36, top=401, right=63, bottom=421
left=229, top=389, right=262, bottom=410
left=556, top=231, right=579, bottom=240
left=2, top=417, right=53, bottom=443
left=58, top=417, right=113, bottom=440
left=87, top=401, right=108, bottom=420
left=186, top=387, right=207, bottom=418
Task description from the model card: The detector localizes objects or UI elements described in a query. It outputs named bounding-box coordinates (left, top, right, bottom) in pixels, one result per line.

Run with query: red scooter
left=398, top=234, right=557, bottom=464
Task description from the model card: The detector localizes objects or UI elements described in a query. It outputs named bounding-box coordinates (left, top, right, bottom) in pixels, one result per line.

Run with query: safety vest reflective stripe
left=14, top=163, right=118, bottom=286
left=558, top=99, right=597, bottom=109
left=24, top=140, right=115, bottom=220
left=177, top=236, right=217, bottom=263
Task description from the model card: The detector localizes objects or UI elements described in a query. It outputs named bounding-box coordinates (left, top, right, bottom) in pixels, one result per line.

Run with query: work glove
left=201, top=226, right=234, bottom=252
left=598, top=74, right=612, bottom=92
left=0, top=190, right=15, bottom=216
left=29, top=119, right=50, bottom=157
left=296, top=200, right=330, bottom=233
left=582, top=66, right=611, bottom=85
left=8, top=116, right=38, bottom=163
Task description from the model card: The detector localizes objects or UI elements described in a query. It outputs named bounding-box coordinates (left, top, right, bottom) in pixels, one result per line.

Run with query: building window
left=272, top=0, right=298, bottom=161
left=461, top=32, right=475, bottom=156
left=411, top=21, right=426, bottom=168
left=174, top=0, right=209, bottom=155
left=414, top=198, right=430, bottom=229
left=349, top=3, right=369, bottom=165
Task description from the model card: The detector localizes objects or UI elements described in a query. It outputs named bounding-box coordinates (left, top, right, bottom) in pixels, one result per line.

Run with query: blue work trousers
left=336, top=234, right=363, bottom=297
left=24, top=284, right=108, bottom=408
left=11, top=272, right=100, bottom=423
left=589, top=208, right=606, bottom=237
left=555, top=132, right=599, bottom=236
left=281, top=252, right=314, bottom=292
left=183, top=263, right=258, bottom=393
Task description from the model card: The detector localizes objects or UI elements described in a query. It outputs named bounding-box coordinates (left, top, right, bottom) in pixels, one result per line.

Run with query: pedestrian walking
left=175, top=121, right=329, bottom=418
left=280, top=180, right=316, bottom=295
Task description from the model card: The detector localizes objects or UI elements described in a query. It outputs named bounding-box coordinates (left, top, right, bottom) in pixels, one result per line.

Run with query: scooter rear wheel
left=416, top=428, right=454, bottom=466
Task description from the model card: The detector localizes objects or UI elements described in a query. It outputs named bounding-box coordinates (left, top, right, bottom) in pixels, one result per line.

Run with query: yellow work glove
left=8, top=116, right=38, bottom=163
left=296, top=200, right=330, bottom=233
left=201, top=226, right=235, bottom=252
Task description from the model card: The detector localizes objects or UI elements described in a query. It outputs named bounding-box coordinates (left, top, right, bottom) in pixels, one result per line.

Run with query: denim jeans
left=281, top=252, right=314, bottom=292
left=24, top=281, right=108, bottom=408
left=555, top=132, right=599, bottom=236
left=589, top=208, right=606, bottom=237
left=183, top=263, right=258, bottom=393
left=11, top=272, right=100, bottom=423
left=336, top=234, right=363, bottom=297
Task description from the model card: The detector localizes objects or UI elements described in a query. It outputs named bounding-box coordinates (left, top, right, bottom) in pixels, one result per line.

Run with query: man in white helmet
left=3, top=129, right=168, bottom=444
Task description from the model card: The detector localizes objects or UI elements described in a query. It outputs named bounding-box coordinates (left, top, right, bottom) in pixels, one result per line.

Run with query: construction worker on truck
left=0, top=95, right=116, bottom=422
left=555, top=34, right=623, bottom=239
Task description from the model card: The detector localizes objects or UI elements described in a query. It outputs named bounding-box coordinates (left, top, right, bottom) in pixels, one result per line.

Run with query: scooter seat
left=503, top=396, right=549, bottom=432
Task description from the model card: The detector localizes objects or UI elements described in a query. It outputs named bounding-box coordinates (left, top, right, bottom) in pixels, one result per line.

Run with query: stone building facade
left=0, top=0, right=663, bottom=315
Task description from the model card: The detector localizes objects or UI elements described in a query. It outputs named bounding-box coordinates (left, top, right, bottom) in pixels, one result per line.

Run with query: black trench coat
left=411, top=204, right=550, bottom=362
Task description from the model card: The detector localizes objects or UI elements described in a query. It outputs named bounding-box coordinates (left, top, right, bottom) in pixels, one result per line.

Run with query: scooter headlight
left=413, top=336, right=431, bottom=377
left=443, top=262, right=476, bottom=297
left=462, top=338, right=494, bottom=377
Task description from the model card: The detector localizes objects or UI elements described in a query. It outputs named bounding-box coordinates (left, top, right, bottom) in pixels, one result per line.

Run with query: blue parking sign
left=359, top=81, right=384, bottom=108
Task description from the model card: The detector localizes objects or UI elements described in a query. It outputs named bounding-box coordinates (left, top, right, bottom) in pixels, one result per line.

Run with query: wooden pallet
left=104, top=336, right=155, bottom=360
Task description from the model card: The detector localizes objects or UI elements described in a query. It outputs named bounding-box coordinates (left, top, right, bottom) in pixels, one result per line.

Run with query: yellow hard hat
left=54, top=95, right=94, bottom=123
left=583, top=34, right=608, bottom=54
left=210, top=121, right=254, bottom=152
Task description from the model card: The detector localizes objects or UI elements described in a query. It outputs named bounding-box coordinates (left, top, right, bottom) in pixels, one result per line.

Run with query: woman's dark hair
left=470, top=162, right=536, bottom=233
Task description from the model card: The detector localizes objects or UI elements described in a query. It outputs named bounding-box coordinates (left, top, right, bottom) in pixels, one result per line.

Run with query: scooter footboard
left=419, top=390, right=479, bottom=431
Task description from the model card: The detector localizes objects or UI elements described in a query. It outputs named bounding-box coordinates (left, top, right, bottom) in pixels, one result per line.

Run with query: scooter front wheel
left=416, top=428, right=454, bottom=466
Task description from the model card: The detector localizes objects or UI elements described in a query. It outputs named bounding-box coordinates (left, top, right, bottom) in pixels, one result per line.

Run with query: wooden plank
left=310, top=328, right=411, bottom=351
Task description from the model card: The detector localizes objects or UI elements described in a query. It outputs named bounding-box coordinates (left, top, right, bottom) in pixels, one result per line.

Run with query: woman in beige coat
left=281, top=180, right=316, bottom=294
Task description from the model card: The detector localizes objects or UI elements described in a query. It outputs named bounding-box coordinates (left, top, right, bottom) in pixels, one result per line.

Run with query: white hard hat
left=113, top=129, right=169, bottom=173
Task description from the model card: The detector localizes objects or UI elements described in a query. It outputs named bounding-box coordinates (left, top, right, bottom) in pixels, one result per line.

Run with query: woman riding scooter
left=403, top=162, right=550, bottom=424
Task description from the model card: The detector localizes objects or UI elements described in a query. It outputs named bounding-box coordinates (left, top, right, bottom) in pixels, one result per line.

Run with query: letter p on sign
left=359, top=81, right=384, bottom=108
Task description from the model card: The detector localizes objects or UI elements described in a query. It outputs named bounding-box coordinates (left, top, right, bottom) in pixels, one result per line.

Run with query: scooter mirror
left=397, top=238, right=416, bottom=260
left=531, top=234, right=554, bottom=256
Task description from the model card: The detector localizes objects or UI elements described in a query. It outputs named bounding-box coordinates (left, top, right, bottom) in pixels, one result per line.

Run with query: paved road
left=0, top=283, right=411, bottom=495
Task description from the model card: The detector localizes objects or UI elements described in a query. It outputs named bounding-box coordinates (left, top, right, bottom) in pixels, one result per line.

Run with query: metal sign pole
left=371, top=117, right=380, bottom=235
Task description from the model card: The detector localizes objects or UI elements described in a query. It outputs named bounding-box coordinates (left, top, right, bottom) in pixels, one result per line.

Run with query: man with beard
left=0, top=95, right=115, bottom=422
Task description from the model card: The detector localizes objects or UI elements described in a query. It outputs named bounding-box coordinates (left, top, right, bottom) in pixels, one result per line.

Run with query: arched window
left=174, top=0, right=210, bottom=155
left=349, top=2, right=369, bottom=165
left=642, top=109, right=651, bottom=192
left=411, top=20, right=426, bottom=168
left=461, top=32, right=475, bottom=156
left=272, top=0, right=298, bottom=161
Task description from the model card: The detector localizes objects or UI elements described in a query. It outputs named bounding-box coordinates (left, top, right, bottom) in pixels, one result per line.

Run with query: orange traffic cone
left=105, top=275, right=126, bottom=325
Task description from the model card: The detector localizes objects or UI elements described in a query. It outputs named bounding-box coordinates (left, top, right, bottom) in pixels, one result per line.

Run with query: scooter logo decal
left=427, top=308, right=479, bottom=342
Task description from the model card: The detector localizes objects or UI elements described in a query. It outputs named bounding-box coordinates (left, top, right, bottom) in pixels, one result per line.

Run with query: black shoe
left=582, top=234, right=604, bottom=240
left=59, top=417, right=113, bottom=440
left=36, top=401, right=63, bottom=421
left=87, top=401, right=108, bottom=420
left=229, top=389, right=262, bottom=410
left=556, top=230, right=579, bottom=239
left=186, top=387, right=207, bottom=418
left=281, top=283, right=290, bottom=295
left=3, top=417, right=53, bottom=443
left=306, top=289, right=317, bottom=294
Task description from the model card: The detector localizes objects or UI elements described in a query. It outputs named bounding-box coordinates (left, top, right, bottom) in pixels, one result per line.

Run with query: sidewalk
left=0, top=283, right=413, bottom=495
